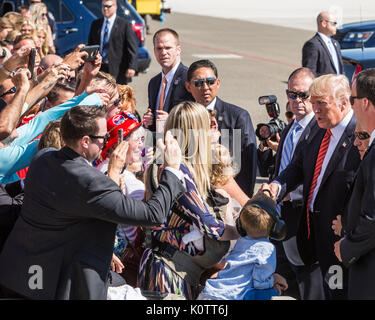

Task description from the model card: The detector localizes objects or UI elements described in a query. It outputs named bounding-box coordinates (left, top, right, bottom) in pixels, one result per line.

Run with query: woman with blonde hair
left=0, top=17, right=13, bottom=41
left=29, top=2, right=55, bottom=54
left=35, top=26, right=49, bottom=58
left=138, top=101, right=239, bottom=300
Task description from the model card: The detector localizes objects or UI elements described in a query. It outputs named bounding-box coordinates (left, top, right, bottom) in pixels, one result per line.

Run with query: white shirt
left=317, top=32, right=340, bottom=74
left=309, top=109, right=353, bottom=211
left=156, top=61, right=181, bottom=111
left=100, top=13, right=117, bottom=55
left=286, top=112, right=315, bottom=201
left=206, top=97, right=217, bottom=111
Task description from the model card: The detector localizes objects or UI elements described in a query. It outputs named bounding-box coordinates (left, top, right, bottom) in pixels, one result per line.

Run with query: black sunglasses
left=0, top=86, right=16, bottom=98
left=102, top=4, right=113, bottom=8
left=325, top=20, right=337, bottom=26
left=349, top=95, right=365, bottom=106
left=193, top=77, right=217, bottom=88
left=89, top=132, right=110, bottom=145
left=354, top=131, right=370, bottom=140
left=286, top=90, right=310, bottom=100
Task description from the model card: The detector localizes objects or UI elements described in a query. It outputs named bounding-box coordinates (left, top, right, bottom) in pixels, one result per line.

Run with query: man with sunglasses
left=185, top=59, right=257, bottom=198
left=258, top=68, right=324, bottom=300
left=302, top=11, right=343, bottom=77
left=334, top=68, right=375, bottom=299
left=264, top=74, right=360, bottom=299
left=0, top=105, right=185, bottom=300
left=88, top=0, right=138, bottom=85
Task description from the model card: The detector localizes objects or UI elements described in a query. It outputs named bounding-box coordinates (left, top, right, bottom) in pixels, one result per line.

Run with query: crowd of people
left=0, top=0, right=373, bottom=301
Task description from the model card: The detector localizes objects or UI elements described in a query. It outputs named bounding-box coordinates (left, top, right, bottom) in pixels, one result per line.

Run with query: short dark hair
left=153, top=28, right=179, bottom=45
left=60, top=105, right=106, bottom=147
left=47, top=81, right=75, bottom=105
left=288, top=67, right=315, bottom=83
left=355, top=68, right=375, bottom=107
left=187, top=60, right=218, bottom=82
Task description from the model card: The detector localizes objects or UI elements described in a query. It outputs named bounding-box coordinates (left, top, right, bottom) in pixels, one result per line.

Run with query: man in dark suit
left=185, top=59, right=257, bottom=197
left=258, top=68, right=325, bottom=299
left=0, top=106, right=185, bottom=300
left=143, top=28, right=193, bottom=132
left=302, top=11, right=344, bottom=77
left=335, top=68, right=375, bottom=299
left=265, top=74, right=361, bottom=299
left=88, top=0, right=138, bottom=84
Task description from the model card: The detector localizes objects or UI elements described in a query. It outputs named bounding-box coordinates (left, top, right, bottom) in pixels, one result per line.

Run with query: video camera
left=255, top=95, right=286, bottom=144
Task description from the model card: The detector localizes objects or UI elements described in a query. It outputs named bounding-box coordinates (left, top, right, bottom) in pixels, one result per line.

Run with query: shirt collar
left=318, top=32, right=332, bottom=44
left=105, top=13, right=116, bottom=25
left=330, top=109, right=353, bottom=140
left=296, top=112, right=314, bottom=129
left=205, top=97, right=217, bottom=111
left=162, top=61, right=180, bottom=83
left=369, top=129, right=375, bottom=147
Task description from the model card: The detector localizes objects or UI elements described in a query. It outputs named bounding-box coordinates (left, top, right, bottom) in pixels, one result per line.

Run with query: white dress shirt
left=309, top=109, right=353, bottom=211
left=156, top=61, right=181, bottom=111
left=318, top=32, right=340, bottom=74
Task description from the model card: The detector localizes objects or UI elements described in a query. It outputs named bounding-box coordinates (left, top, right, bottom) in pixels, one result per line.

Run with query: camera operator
left=258, top=67, right=324, bottom=300
left=256, top=95, right=286, bottom=178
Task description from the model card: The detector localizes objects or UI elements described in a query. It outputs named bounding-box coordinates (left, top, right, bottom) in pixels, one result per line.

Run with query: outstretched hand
left=156, top=130, right=181, bottom=170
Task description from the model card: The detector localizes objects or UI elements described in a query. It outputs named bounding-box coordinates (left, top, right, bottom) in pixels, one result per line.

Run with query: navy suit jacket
left=0, top=147, right=185, bottom=300
left=88, top=16, right=138, bottom=84
left=214, top=97, right=257, bottom=197
left=275, top=114, right=360, bottom=274
left=147, top=62, right=193, bottom=131
left=341, top=141, right=375, bottom=299
left=302, top=33, right=344, bottom=77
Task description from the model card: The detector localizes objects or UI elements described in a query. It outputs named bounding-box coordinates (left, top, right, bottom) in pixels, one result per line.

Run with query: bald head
left=317, top=11, right=338, bottom=37
left=39, top=54, right=63, bottom=70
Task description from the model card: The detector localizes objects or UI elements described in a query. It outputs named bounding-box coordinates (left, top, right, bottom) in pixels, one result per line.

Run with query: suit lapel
left=274, top=122, right=293, bottom=174
left=151, top=73, right=162, bottom=110
left=316, top=33, right=337, bottom=72
left=214, top=97, right=225, bottom=131
left=319, top=114, right=356, bottom=189
left=108, top=17, right=119, bottom=44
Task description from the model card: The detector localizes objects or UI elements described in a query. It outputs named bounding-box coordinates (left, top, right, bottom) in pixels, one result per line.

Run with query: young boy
left=197, top=192, right=288, bottom=300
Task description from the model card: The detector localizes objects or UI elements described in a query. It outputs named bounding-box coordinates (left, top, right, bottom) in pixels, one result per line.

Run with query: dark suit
left=0, top=147, right=185, bottom=300
left=341, top=140, right=375, bottom=299
left=275, top=114, right=361, bottom=299
left=214, top=97, right=257, bottom=198
left=259, top=116, right=325, bottom=299
left=88, top=15, right=138, bottom=84
left=147, top=62, right=193, bottom=131
left=302, top=33, right=344, bottom=77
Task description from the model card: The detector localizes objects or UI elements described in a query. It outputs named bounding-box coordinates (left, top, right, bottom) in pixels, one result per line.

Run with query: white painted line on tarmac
left=192, top=53, right=243, bottom=59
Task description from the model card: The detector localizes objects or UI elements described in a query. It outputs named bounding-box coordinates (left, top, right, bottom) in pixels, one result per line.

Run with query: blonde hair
left=38, top=120, right=64, bottom=151
left=0, top=17, right=13, bottom=30
left=4, top=12, right=23, bottom=30
left=35, top=26, right=48, bottom=56
left=210, top=143, right=235, bottom=186
left=310, top=74, right=351, bottom=105
left=240, top=193, right=275, bottom=238
left=118, top=84, right=136, bottom=114
left=29, top=3, right=48, bottom=27
left=165, top=101, right=211, bottom=198
left=89, top=71, right=117, bottom=99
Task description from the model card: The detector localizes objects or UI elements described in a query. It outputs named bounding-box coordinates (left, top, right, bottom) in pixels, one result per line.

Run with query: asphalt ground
left=131, top=12, right=314, bottom=186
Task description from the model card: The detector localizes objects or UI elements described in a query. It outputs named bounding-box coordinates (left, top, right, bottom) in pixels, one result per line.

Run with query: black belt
left=282, top=199, right=303, bottom=208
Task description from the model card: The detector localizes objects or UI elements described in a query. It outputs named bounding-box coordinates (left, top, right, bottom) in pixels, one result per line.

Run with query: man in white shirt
left=88, top=0, right=138, bottom=84
left=264, top=74, right=361, bottom=299
left=335, top=68, right=375, bottom=299
left=143, top=28, right=193, bottom=132
left=302, top=11, right=344, bottom=77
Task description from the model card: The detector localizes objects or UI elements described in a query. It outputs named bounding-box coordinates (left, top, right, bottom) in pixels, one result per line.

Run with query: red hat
left=101, top=111, right=145, bottom=160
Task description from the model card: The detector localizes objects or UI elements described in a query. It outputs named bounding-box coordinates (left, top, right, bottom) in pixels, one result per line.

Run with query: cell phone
left=118, top=128, right=123, bottom=144
left=28, top=48, right=37, bottom=80
left=80, top=45, right=99, bottom=62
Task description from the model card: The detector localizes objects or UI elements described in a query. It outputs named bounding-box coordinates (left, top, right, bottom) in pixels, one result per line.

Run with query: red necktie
left=306, top=129, right=332, bottom=238
left=158, top=77, right=167, bottom=110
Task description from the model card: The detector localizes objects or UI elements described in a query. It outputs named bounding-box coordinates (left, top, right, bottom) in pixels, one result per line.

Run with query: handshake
left=257, top=182, right=280, bottom=201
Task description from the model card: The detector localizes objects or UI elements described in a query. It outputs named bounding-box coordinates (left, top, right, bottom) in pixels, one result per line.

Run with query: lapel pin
left=174, top=79, right=180, bottom=85
left=342, top=142, right=347, bottom=147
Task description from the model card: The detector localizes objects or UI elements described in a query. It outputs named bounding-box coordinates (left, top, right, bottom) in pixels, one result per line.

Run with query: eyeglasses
left=41, top=13, right=47, bottom=17
left=354, top=131, right=370, bottom=140
left=89, top=133, right=110, bottom=145
left=349, top=95, right=365, bottom=106
left=325, top=20, right=338, bottom=26
left=0, top=86, right=16, bottom=98
left=193, top=77, right=217, bottom=88
left=102, top=4, right=113, bottom=9
left=108, top=97, right=121, bottom=107
left=286, top=90, right=310, bottom=100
